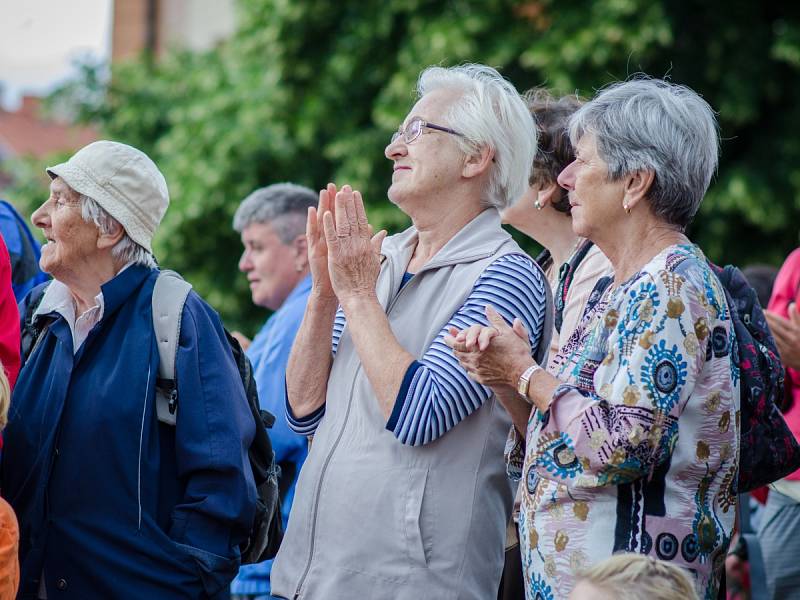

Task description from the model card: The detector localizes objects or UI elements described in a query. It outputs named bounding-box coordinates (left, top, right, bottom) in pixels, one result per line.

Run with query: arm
left=531, top=263, right=716, bottom=487
left=391, top=255, right=547, bottom=445
left=169, top=294, right=257, bottom=561
left=285, top=184, right=341, bottom=420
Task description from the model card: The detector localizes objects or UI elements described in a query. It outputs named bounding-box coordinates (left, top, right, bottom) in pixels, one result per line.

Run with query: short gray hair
left=416, top=64, right=536, bottom=211
left=80, top=195, right=157, bottom=268
left=233, top=183, right=318, bottom=244
left=567, top=77, right=719, bottom=229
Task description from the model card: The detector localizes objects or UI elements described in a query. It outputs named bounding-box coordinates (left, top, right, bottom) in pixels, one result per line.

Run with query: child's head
left=569, top=553, right=699, bottom=600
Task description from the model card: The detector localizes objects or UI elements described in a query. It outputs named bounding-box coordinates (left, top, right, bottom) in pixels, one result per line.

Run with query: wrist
left=339, top=292, right=379, bottom=313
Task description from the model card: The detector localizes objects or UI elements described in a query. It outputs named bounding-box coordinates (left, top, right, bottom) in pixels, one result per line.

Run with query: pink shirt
left=768, top=248, right=800, bottom=480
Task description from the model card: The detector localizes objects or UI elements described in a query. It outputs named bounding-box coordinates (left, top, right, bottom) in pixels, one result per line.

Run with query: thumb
left=512, top=317, right=529, bottom=341
left=371, top=229, right=387, bottom=254
left=485, top=305, right=511, bottom=330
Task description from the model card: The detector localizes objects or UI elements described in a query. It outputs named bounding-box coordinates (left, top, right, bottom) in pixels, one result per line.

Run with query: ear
left=538, top=181, right=560, bottom=208
left=96, top=221, right=125, bottom=250
left=622, top=169, right=655, bottom=212
left=462, top=145, right=495, bottom=180
left=292, top=234, right=308, bottom=270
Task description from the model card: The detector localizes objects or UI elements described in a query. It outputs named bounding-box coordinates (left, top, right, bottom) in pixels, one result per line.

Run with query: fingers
left=790, top=303, right=800, bottom=326
left=354, top=191, right=370, bottom=237
left=334, top=185, right=354, bottom=236
left=322, top=210, right=339, bottom=253
left=464, top=325, right=483, bottom=351
left=371, top=229, right=387, bottom=255
left=485, top=305, right=512, bottom=331
left=478, top=327, right=498, bottom=351
left=512, top=318, right=530, bottom=341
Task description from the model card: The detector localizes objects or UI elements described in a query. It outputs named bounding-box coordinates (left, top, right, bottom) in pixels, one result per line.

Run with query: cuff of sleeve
left=386, top=360, right=423, bottom=432
left=285, top=381, right=326, bottom=435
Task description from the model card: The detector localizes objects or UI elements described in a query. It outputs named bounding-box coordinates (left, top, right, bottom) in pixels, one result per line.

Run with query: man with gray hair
left=1, top=140, right=257, bottom=599
left=229, top=183, right=316, bottom=600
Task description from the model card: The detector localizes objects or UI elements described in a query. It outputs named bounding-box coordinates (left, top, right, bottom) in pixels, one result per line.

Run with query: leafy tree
left=7, top=0, right=800, bottom=332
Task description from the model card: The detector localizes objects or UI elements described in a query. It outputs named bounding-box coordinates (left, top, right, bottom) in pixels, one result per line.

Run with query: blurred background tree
left=6, top=0, right=800, bottom=332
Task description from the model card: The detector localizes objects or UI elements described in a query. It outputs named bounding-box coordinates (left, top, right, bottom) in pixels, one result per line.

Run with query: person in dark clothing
left=1, top=141, right=257, bottom=600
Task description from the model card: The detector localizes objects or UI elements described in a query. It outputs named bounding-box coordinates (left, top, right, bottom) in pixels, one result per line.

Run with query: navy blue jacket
left=2, top=265, right=257, bottom=599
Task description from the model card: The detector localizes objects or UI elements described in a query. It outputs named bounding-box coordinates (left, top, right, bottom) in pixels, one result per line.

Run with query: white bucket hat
left=46, top=140, right=169, bottom=254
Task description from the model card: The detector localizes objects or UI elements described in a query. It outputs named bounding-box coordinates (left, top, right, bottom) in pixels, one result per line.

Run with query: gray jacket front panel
left=272, top=210, right=545, bottom=600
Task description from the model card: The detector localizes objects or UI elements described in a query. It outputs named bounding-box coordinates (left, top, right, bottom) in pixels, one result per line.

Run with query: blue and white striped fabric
left=286, top=253, right=548, bottom=444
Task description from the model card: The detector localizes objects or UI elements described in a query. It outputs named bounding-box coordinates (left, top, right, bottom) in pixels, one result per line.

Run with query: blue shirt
left=232, top=274, right=312, bottom=596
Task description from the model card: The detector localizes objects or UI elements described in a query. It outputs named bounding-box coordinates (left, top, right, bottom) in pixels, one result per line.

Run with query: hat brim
left=44, top=162, right=154, bottom=253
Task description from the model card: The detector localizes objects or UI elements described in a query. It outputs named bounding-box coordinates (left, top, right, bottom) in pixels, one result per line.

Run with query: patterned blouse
left=510, top=244, right=740, bottom=600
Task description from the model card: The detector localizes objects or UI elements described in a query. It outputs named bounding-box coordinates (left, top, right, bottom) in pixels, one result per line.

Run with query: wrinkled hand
left=322, top=185, right=387, bottom=304
left=444, top=305, right=536, bottom=388
left=766, top=303, right=800, bottom=370
left=307, top=183, right=338, bottom=299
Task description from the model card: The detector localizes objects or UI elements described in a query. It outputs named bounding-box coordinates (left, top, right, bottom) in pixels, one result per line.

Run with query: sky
left=0, top=0, right=112, bottom=109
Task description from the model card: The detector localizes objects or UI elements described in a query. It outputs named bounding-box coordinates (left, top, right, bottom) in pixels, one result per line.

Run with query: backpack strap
left=152, top=270, right=193, bottom=426
left=20, top=280, right=53, bottom=365
left=554, top=240, right=595, bottom=333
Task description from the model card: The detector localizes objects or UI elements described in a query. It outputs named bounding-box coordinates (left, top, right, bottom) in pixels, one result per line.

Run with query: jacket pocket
left=403, top=467, right=432, bottom=568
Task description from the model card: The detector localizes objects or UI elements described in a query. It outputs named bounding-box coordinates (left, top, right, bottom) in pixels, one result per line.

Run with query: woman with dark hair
left=502, top=89, right=612, bottom=367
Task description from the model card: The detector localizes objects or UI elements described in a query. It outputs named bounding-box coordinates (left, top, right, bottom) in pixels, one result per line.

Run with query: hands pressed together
left=444, top=305, right=536, bottom=389
left=306, top=183, right=387, bottom=305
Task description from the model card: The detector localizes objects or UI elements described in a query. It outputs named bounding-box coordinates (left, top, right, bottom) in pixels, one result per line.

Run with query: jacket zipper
left=293, top=264, right=398, bottom=599
left=292, top=247, right=501, bottom=597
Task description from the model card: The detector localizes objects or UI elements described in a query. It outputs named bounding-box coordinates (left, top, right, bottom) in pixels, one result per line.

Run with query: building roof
left=0, top=96, right=97, bottom=160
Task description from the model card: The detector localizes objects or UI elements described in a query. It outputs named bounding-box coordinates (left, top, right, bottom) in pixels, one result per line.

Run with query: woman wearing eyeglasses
left=270, top=64, right=551, bottom=600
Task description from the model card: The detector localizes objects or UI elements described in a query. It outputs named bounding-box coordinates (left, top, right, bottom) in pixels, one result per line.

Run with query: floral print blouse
left=509, top=244, right=739, bottom=600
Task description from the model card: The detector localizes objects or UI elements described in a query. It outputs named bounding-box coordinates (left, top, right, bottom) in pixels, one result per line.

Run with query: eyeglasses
left=390, top=116, right=463, bottom=145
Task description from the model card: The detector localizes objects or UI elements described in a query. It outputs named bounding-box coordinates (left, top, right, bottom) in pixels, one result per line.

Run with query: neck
left=515, top=210, right=579, bottom=267
left=62, top=256, right=125, bottom=314
left=407, top=197, right=485, bottom=270
left=600, top=220, right=687, bottom=284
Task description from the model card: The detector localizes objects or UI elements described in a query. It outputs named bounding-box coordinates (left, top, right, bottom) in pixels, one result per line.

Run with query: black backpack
left=707, top=262, right=800, bottom=493
left=536, top=239, right=596, bottom=334
left=20, top=272, right=283, bottom=564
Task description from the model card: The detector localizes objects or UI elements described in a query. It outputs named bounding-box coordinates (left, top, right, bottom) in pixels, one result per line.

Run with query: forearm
left=341, top=294, right=415, bottom=420
left=493, top=384, right=533, bottom=435
left=286, top=293, right=338, bottom=418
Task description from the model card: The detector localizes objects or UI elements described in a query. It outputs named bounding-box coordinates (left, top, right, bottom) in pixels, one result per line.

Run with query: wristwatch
left=517, top=364, right=542, bottom=401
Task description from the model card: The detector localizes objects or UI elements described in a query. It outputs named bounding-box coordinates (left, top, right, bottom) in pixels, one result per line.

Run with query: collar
left=284, top=273, right=312, bottom=306
left=380, top=208, right=514, bottom=275
left=35, top=279, right=104, bottom=325
left=35, top=263, right=154, bottom=323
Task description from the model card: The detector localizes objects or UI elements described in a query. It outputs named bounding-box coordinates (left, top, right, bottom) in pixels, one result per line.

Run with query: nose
left=557, top=160, right=576, bottom=191
left=31, top=199, right=50, bottom=229
left=238, top=249, right=252, bottom=273
left=385, top=136, right=407, bottom=161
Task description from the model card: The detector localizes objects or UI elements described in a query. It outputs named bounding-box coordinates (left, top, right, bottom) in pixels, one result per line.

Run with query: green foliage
left=7, top=0, right=800, bottom=331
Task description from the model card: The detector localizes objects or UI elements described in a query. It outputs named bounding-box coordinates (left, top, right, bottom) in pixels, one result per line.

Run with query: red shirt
left=0, top=238, right=19, bottom=392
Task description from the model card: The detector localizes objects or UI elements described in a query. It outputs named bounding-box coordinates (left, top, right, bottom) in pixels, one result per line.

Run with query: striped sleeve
left=386, top=253, right=548, bottom=446
left=285, top=307, right=345, bottom=435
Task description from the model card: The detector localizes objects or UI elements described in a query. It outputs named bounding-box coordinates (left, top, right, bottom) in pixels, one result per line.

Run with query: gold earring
left=534, top=200, right=543, bottom=210
left=623, top=204, right=631, bottom=214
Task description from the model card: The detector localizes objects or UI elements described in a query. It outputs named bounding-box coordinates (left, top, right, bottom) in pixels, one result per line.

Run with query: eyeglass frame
left=390, top=116, right=464, bottom=145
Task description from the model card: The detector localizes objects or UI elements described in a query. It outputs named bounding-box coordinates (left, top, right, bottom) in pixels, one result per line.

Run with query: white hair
left=80, top=195, right=157, bottom=268
left=416, top=64, right=536, bottom=210
left=567, top=76, right=719, bottom=229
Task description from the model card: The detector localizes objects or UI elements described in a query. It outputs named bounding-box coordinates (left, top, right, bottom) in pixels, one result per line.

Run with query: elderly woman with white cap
left=1, top=141, right=257, bottom=599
